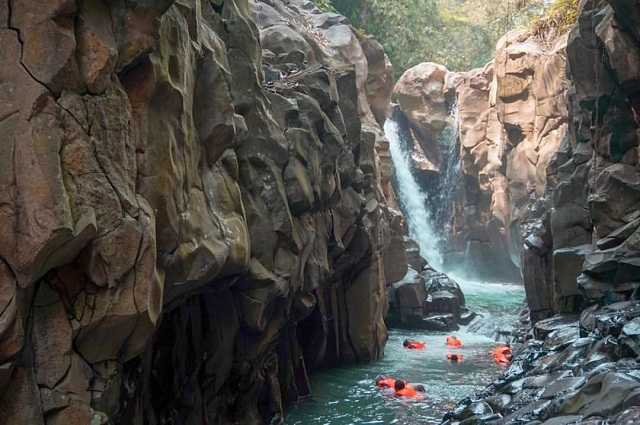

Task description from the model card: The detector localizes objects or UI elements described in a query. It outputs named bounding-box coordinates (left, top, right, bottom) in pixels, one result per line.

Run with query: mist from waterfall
left=385, top=118, right=444, bottom=269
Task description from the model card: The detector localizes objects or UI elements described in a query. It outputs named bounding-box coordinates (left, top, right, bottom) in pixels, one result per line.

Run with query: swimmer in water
left=375, top=375, right=396, bottom=389
left=446, top=336, right=463, bottom=347
left=403, top=339, right=426, bottom=350
left=394, top=380, right=423, bottom=399
left=492, top=345, right=513, bottom=364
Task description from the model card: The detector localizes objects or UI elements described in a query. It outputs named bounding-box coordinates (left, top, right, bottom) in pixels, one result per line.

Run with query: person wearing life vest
left=403, top=339, right=426, bottom=350
left=375, top=375, right=396, bottom=389
left=447, top=353, right=463, bottom=362
left=492, top=345, right=512, bottom=364
left=394, top=380, right=424, bottom=399
left=446, top=336, right=463, bottom=347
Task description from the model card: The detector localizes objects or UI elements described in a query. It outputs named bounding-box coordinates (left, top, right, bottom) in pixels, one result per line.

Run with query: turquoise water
left=285, top=278, right=524, bottom=425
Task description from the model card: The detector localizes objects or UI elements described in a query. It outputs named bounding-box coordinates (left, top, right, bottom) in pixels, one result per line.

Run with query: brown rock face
left=557, top=0, right=640, bottom=314
left=0, top=0, right=406, bottom=423
left=453, top=0, right=640, bottom=321
left=394, top=63, right=452, bottom=179
left=392, top=32, right=569, bottom=282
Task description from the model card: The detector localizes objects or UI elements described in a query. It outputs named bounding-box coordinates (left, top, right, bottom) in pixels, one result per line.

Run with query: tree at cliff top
left=319, top=0, right=544, bottom=74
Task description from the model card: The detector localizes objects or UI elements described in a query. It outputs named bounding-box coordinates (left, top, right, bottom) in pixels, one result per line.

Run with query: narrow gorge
left=1, top=0, right=640, bottom=424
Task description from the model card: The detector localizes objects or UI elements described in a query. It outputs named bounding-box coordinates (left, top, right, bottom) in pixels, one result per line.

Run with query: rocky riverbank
left=444, top=302, right=640, bottom=424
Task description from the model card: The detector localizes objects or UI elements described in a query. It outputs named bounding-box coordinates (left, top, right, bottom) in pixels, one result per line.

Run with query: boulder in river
left=388, top=265, right=471, bottom=331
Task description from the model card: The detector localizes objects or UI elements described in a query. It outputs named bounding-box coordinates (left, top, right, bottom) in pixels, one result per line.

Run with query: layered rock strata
left=0, top=1, right=406, bottom=424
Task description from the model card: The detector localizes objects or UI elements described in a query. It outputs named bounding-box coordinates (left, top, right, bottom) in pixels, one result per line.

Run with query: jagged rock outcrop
left=520, top=0, right=640, bottom=322
left=0, top=1, right=407, bottom=424
left=444, top=303, right=640, bottom=425
left=388, top=266, right=472, bottom=332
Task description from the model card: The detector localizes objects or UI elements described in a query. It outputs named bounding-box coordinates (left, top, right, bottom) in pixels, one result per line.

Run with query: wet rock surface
left=444, top=303, right=640, bottom=425
left=0, top=0, right=407, bottom=424
left=388, top=259, right=472, bottom=331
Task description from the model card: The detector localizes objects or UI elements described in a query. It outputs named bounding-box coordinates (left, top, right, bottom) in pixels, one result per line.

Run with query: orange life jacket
left=492, top=346, right=512, bottom=364
left=396, top=385, right=421, bottom=398
left=446, top=336, right=463, bottom=347
left=406, top=341, right=426, bottom=350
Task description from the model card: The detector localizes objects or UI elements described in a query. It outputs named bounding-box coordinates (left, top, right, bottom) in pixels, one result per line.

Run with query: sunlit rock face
left=394, top=62, right=452, bottom=180
left=391, top=32, right=569, bottom=283
left=0, top=0, right=407, bottom=423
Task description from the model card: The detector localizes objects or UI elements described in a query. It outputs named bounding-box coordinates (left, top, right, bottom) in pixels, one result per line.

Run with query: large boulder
left=393, top=62, right=452, bottom=175
left=388, top=265, right=468, bottom=331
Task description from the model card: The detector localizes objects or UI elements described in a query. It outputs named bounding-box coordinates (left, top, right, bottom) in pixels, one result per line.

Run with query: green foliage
left=314, top=0, right=336, bottom=13
left=530, top=0, right=579, bottom=38
left=317, top=0, right=545, bottom=75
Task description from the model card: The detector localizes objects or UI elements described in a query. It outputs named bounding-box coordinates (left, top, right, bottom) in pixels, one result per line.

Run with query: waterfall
left=385, top=105, right=461, bottom=270
left=385, top=117, right=444, bottom=268
left=435, top=104, right=462, bottom=242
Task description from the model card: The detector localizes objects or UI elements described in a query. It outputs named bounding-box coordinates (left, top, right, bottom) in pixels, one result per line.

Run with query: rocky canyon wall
left=394, top=29, right=569, bottom=282
left=0, top=1, right=407, bottom=424
left=446, top=4, right=640, bottom=421
left=392, top=0, right=640, bottom=325
left=523, top=0, right=640, bottom=320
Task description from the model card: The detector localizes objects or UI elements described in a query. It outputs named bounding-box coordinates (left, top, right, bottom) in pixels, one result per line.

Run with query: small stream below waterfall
left=285, top=115, right=524, bottom=424
left=285, top=280, right=524, bottom=425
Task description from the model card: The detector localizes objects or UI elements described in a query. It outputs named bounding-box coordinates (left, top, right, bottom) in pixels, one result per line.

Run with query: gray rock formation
left=388, top=261, right=473, bottom=332
left=441, top=0, right=640, bottom=422
left=444, top=302, right=640, bottom=424
left=0, top=1, right=408, bottom=424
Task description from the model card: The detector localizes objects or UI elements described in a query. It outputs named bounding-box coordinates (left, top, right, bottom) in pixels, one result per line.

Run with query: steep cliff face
left=523, top=0, right=640, bottom=319
left=0, top=1, right=406, bottom=424
left=455, top=31, right=570, bottom=282
left=393, top=30, right=569, bottom=281
left=435, top=4, right=640, bottom=422
left=392, top=0, right=640, bottom=315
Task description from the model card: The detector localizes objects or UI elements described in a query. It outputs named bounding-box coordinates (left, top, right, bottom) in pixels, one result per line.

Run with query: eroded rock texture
left=0, top=0, right=406, bottom=423
left=392, top=29, right=569, bottom=282
left=444, top=303, right=640, bottom=425
left=442, top=0, right=640, bottom=422
left=521, top=0, right=640, bottom=322
left=392, top=0, right=640, bottom=327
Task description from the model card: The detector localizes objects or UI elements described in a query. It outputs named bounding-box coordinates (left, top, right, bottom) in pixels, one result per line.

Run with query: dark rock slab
left=534, top=315, right=579, bottom=340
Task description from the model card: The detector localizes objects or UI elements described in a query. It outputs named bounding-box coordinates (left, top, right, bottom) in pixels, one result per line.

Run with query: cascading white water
left=436, top=104, right=462, bottom=236
left=385, top=119, right=443, bottom=268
